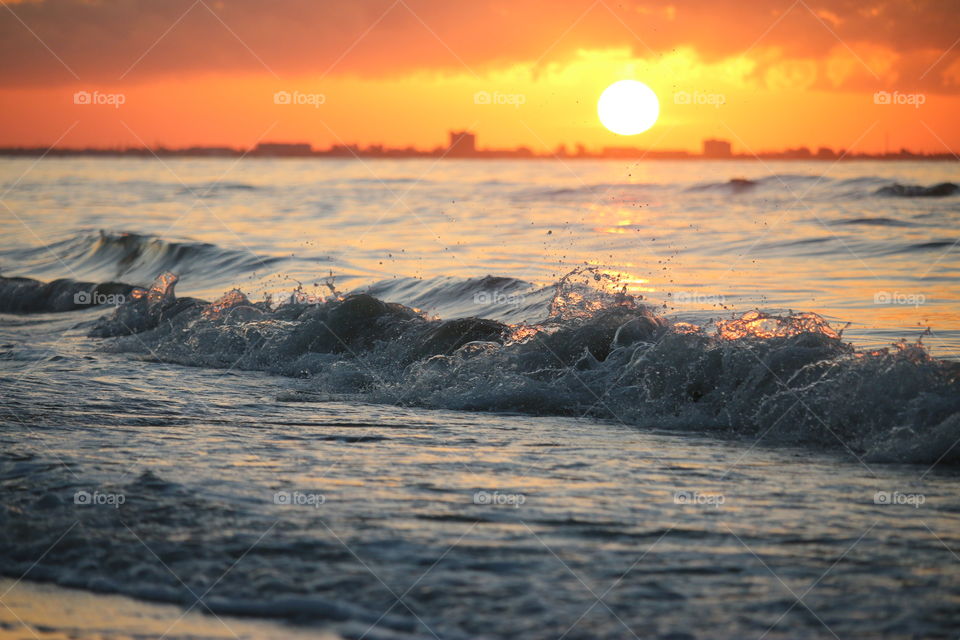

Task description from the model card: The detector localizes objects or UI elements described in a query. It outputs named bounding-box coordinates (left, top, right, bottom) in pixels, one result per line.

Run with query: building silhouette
left=447, top=131, right=477, bottom=157
left=253, top=142, right=312, bottom=157
left=703, top=139, right=732, bottom=158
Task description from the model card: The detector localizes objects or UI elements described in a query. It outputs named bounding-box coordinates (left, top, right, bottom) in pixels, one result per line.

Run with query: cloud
left=1, top=0, right=957, bottom=91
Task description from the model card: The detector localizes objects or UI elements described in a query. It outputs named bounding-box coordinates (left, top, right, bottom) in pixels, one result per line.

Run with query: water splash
left=85, top=270, right=960, bottom=465
left=716, top=310, right=841, bottom=340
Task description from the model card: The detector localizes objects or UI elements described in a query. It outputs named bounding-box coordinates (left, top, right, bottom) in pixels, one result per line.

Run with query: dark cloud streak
left=0, top=0, right=957, bottom=88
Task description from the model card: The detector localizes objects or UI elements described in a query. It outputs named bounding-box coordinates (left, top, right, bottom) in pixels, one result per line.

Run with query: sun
left=598, top=80, right=660, bottom=136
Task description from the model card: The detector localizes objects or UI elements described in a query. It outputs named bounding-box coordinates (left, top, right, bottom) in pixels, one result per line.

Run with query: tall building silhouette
left=447, top=131, right=477, bottom=157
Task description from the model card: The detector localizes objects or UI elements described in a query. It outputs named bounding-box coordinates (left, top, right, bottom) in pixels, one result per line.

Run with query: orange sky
left=1, top=0, right=958, bottom=154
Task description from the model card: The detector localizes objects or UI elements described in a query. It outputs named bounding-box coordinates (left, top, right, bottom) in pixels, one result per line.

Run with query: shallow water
left=0, top=578, right=339, bottom=640
left=2, top=310, right=959, bottom=639
left=1, top=158, right=959, bottom=639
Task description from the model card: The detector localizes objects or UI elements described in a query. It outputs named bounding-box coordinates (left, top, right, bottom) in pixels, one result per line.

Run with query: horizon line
left=2, top=131, right=957, bottom=160
left=0, top=144, right=956, bottom=161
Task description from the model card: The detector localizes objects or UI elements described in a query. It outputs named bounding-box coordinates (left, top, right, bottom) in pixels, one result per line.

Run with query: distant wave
left=520, top=182, right=667, bottom=199
left=520, top=175, right=814, bottom=200
left=833, top=217, right=916, bottom=227
left=685, top=175, right=826, bottom=194
left=753, top=237, right=837, bottom=256
left=175, top=181, right=262, bottom=196
left=895, top=240, right=957, bottom=253
left=876, top=182, right=959, bottom=198
left=833, top=176, right=890, bottom=187
left=521, top=175, right=960, bottom=202
left=66, top=267, right=960, bottom=466
left=0, top=230, right=283, bottom=289
left=350, top=177, right=434, bottom=185
left=685, top=177, right=758, bottom=193
left=681, top=176, right=960, bottom=201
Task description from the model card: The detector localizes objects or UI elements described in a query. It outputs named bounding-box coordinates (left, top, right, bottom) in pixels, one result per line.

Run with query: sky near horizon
left=1, top=0, right=958, bottom=154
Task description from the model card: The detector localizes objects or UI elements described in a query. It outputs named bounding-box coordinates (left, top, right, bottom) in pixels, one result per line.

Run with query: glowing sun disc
left=598, top=80, right=660, bottom=135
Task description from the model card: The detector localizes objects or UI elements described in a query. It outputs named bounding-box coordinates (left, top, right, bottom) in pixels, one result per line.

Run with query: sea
left=1, top=157, right=958, bottom=640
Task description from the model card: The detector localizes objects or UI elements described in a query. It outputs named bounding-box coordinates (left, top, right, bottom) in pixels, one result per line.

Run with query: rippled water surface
left=2, top=158, right=958, bottom=354
left=1, top=158, right=959, bottom=639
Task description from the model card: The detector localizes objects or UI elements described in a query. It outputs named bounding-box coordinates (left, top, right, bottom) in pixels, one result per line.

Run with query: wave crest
left=0, top=230, right=282, bottom=289
left=876, top=182, right=959, bottom=198
left=85, top=270, right=960, bottom=465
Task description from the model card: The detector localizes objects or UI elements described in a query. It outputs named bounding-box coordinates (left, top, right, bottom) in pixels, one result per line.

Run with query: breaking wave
left=74, top=268, right=960, bottom=465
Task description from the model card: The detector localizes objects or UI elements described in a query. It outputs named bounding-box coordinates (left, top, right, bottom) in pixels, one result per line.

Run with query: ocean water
left=1, top=158, right=959, bottom=639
